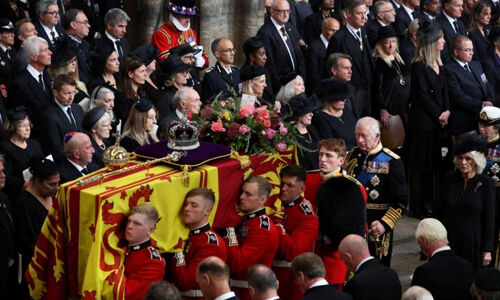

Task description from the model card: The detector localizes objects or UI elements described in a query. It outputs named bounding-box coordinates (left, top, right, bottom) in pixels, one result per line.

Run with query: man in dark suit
left=303, top=0, right=341, bottom=45
left=394, top=0, right=421, bottom=38
left=339, top=234, right=402, bottom=300
left=437, top=0, right=466, bottom=62
left=8, top=36, right=53, bottom=139
left=366, top=0, right=396, bottom=48
left=445, top=35, right=495, bottom=136
left=157, top=87, right=201, bottom=139
left=58, top=132, right=96, bottom=184
left=42, top=74, right=84, bottom=162
left=68, top=0, right=104, bottom=43
left=11, top=20, right=37, bottom=78
left=196, top=256, right=240, bottom=300
left=306, top=17, right=339, bottom=94
left=411, top=218, right=474, bottom=300
left=257, top=0, right=306, bottom=93
left=63, top=9, right=92, bottom=84
left=201, top=38, right=241, bottom=102
left=421, top=0, right=442, bottom=20
left=247, top=265, right=280, bottom=300
left=291, top=252, right=352, bottom=300
left=325, top=0, right=375, bottom=116
left=34, top=0, right=65, bottom=50
left=93, top=8, right=130, bottom=65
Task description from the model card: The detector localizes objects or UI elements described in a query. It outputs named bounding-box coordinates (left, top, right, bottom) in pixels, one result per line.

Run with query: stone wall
left=125, top=0, right=265, bottom=67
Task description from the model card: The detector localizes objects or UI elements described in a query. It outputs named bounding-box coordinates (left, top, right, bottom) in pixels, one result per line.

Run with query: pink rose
left=227, top=123, right=240, bottom=137
left=265, top=128, right=276, bottom=140
left=279, top=123, right=288, bottom=135
left=275, top=141, right=287, bottom=152
left=263, top=119, right=271, bottom=128
left=255, top=107, right=270, bottom=121
left=220, top=100, right=227, bottom=107
left=239, top=105, right=255, bottom=118
left=210, top=122, right=226, bottom=132
left=239, top=124, right=251, bottom=135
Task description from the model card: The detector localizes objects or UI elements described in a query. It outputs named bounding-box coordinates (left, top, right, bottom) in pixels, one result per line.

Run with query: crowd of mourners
left=0, top=0, right=500, bottom=299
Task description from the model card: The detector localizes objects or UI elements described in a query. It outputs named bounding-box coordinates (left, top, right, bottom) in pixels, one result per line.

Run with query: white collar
left=26, top=64, right=43, bottom=81
left=391, top=0, right=401, bottom=8
left=453, top=57, right=469, bottom=68
left=356, top=256, right=374, bottom=272
left=170, top=14, right=191, bottom=31
left=320, top=33, right=329, bottom=48
left=401, top=3, right=415, bottom=20
left=346, top=22, right=362, bottom=40
left=214, top=291, right=236, bottom=300
left=105, top=31, right=119, bottom=43
left=431, top=246, right=451, bottom=257
left=217, top=63, right=232, bottom=75
left=54, top=98, right=70, bottom=110
left=367, top=142, right=383, bottom=156
left=68, top=34, right=81, bottom=43
left=271, top=16, right=286, bottom=33
left=175, top=109, right=184, bottom=119
left=0, top=44, right=9, bottom=53
left=378, top=19, right=390, bottom=27
left=309, top=279, right=329, bottom=289
left=41, top=23, right=58, bottom=40
left=423, top=11, right=435, bottom=20
left=67, top=157, right=85, bottom=172
left=443, top=11, right=457, bottom=25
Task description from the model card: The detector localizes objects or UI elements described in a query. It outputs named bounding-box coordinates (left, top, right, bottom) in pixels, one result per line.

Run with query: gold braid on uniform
left=381, top=207, right=403, bottom=230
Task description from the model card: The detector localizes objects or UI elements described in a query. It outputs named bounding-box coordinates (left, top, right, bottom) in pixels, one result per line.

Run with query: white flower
left=369, top=190, right=379, bottom=200
left=370, top=175, right=380, bottom=187
left=491, top=164, right=500, bottom=174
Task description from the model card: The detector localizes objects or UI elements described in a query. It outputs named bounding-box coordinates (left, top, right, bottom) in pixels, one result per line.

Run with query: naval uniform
left=482, top=134, right=500, bottom=268
left=124, top=239, right=165, bottom=300
left=223, top=208, right=280, bottom=300
left=171, top=223, right=227, bottom=299
left=273, top=197, right=318, bottom=300
left=201, top=62, right=241, bottom=102
left=344, top=142, right=407, bottom=266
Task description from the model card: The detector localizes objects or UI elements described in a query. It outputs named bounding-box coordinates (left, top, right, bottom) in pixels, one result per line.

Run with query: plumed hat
left=167, top=0, right=198, bottom=16
left=316, top=176, right=367, bottom=247
left=453, top=133, right=488, bottom=157
left=417, top=19, right=443, bottom=45
left=315, top=78, right=349, bottom=102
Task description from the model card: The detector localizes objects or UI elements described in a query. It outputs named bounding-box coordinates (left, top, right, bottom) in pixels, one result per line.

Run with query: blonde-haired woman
left=120, top=98, right=159, bottom=152
left=406, top=20, right=450, bottom=218
left=239, top=64, right=269, bottom=105
left=372, top=25, right=410, bottom=127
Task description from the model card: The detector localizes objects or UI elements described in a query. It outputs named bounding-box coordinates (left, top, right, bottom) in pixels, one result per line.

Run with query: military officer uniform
left=171, top=223, right=227, bottom=299
left=124, top=239, right=166, bottom=300
left=479, top=107, right=500, bottom=268
left=223, top=207, right=280, bottom=300
left=344, top=142, right=407, bottom=266
left=201, top=62, right=241, bottom=102
left=0, top=19, right=16, bottom=85
left=273, top=196, right=318, bottom=300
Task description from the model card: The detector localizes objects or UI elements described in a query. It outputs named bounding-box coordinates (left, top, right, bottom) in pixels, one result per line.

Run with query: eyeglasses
left=44, top=11, right=60, bottom=16
left=74, top=20, right=90, bottom=25
left=458, top=48, right=474, bottom=52
left=272, top=8, right=290, bottom=15
left=219, top=48, right=236, bottom=53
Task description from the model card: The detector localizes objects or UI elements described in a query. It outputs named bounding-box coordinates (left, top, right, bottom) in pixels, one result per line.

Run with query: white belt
left=230, top=279, right=249, bottom=288
left=272, top=260, right=291, bottom=267
left=180, top=289, right=204, bottom=297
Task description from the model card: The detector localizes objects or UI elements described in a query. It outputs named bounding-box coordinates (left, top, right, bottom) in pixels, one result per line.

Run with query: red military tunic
left=273, top=197, right=319, bottom=300
left=224, top=208, right=280, bottom=300
left=124, top=239, right=165, bottom=300
left=171, top=223, right=227, bottom=299
left=151, top=21, right=209, bottom=68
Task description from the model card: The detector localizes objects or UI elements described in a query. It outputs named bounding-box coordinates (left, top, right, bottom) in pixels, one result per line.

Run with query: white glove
left=175, top=252, right=186, bottom=266
left=194, top=45, right=205, bottom=68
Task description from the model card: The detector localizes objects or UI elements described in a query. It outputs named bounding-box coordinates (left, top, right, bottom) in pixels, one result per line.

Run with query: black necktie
left=67, top=107, right=77, bottom=129
left=39, top=74, right=45, bottom=91
left=115, top=40, right=124, bottom=61
left=6, top=48, right=11, bottom=59
left=81, top=167, right=89, bottom=175
left=464, top=63, right=471, bottom=73
left=411, top=10, right=418, bottom=19
left=453, top=21, right=460, bottom=34
left=280, top=26, right=296, bottom=70
left=51, top=30, right=57, bottom=44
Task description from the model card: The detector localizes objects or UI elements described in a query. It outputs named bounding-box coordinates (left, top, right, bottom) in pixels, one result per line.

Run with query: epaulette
left=148, top=247, right=161, bottom=260
left=205, top=66, right=215, bottom=73
left=206, top=231, right=219, bottom=245
left=299, top=202, right=313, bottom=216
left=343, top=174, right=363, bottom=187
left=260, top=215, right=270, bottom=230
left=383, top=148, right=400, bottom=159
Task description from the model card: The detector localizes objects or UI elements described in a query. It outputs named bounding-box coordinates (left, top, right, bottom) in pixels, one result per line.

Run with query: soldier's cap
left=474, top=268, right=500, bottom=291
left=453, top=132, right=488, bottom=157
left=0, top=19, right=14, bottom=32
left=315, top=78, right=349, bottom=102
left=479, top=106, right=500, bottom=126
left=240, top=64, right=267, bottom=82
left=167, top=0, right=197, bottom=16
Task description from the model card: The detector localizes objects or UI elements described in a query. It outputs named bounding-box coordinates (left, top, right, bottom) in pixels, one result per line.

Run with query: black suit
left=201, top=62, right=241, bottom=102
left=302, top=283, right=353, bottom=300
left=394, top=6, right=420, bottom=37
left=436, top=13, right=466, bottom=63
left=412, top=249, right=474, bottom=300
left=8, top=68, right=53, bottom=138
left=303, top=10, right=341, bottom=45
left=58, top=158, right=94, bottom=184
left=365, top=19, right=383, bottom=48
left=306, top=36, right=327, bottom=94
left=69, top=0, right=104, bottom=43
left=92, top=33, right=131, bottom=65
left=344, top=259, right=402, bottom=300
left=326, top=26, right=374, bottom=115
left=42, top=102, right=84, bottom=162
left=469, top=27, right=490, bottom=63
left=257, top=19, right=306, bottom=93
left=68, top=36, right=92, bottom=84
left=444, top=59, right=495, bottom=135
left=482, top=50, right=500, bottom=103
left=34, top=21, right=65, bottom=51
left=399, top=36, right=416, bottom=66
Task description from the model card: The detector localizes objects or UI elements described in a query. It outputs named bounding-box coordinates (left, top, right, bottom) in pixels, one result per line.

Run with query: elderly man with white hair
left=402, top=286, right=434, bottom=300
left=411, top=218, right=474, bottom=300
left=343, top=116, right=407, bottom=266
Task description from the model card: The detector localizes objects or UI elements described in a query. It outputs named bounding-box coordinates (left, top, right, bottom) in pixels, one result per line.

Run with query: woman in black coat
left=372, top=26, right=411, bottom=126
left=435, top=134, right=495, bottom=270
left=468, top=1, right=493, bottom=63
left=406, top=20, right=450, bottom=218
left=482, top=25, right=500, bottom=104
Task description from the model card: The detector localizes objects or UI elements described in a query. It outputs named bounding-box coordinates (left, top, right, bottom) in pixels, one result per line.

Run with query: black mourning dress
left=295, top=126, right=320, bottom=171
left=311, top=109, right=357, bottom=150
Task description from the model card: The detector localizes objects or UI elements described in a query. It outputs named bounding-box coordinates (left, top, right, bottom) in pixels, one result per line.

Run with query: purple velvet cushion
left=135, top=140, right=231, bottom=167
